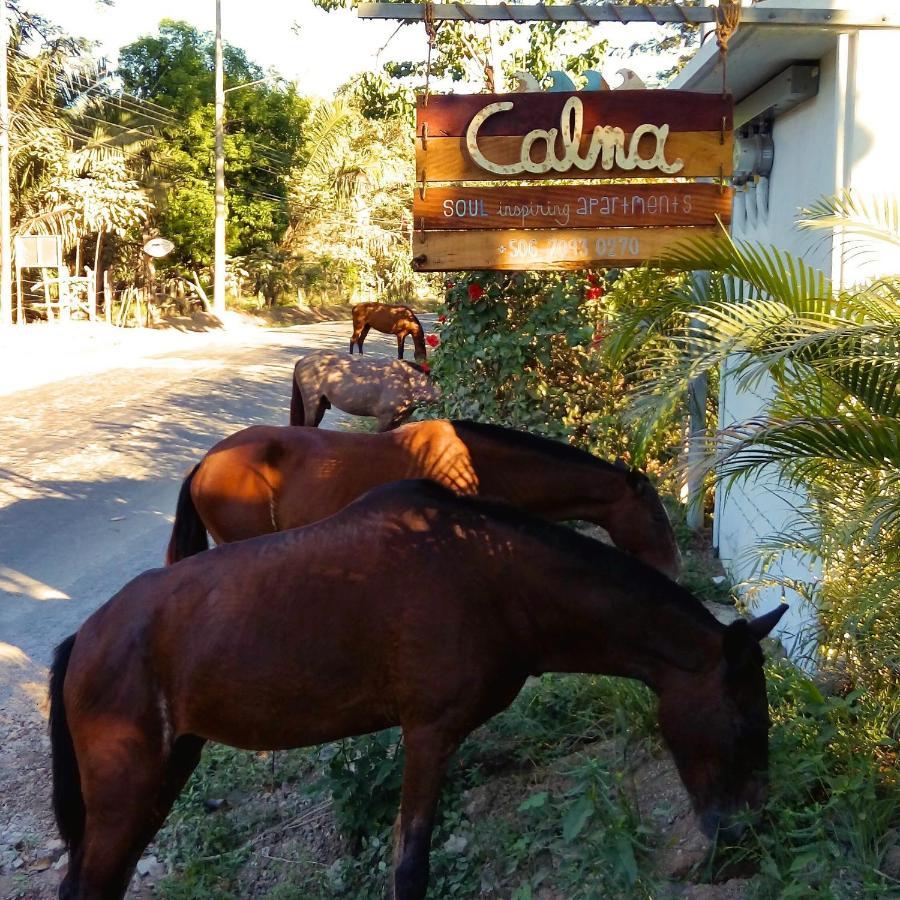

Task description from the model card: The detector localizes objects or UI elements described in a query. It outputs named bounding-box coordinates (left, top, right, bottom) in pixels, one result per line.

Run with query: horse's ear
left=747, top=604, right=789, bottom=642
left=625, top=467, right=647, bottom=494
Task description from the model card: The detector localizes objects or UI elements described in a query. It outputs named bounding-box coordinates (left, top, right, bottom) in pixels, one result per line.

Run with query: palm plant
left=285, top=96, right=415, bottom=305
left=8, top=12, right=154, bottom=291
left=605, top=192, right=900, bottom=698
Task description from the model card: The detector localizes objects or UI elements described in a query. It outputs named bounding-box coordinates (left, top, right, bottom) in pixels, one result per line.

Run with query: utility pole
left=0, top=0, right=12, bottom=328
left=213, top=0, right=226, bottom=317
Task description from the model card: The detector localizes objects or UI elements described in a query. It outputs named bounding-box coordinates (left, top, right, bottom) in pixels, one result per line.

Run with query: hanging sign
left=416, top=91, right=732, bottom=183
left=412, top=227, right=721, bottom=271
left=413, top=184, right=732, bottom=231
left=413, top=89, right=733, bottom=271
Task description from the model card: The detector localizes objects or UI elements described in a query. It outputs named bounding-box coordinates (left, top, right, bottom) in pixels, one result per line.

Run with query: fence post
left=104, top=270, right=111, bottom=324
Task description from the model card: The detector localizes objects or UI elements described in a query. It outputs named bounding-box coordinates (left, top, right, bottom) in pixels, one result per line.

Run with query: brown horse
left=290, top=350, right=439, bottom=432
left=52, top=480, right=786, bottom=900
left=350, top=301, right=427, bottom=362
left=166, top=419, right=681, bottom=579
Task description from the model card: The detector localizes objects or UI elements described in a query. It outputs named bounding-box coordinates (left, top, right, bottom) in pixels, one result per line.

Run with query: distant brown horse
left=166, top=419, right=681, bottom=579
left=52, top=480, right=786, bottom=900
left=350, top=302, right=427, bottom=362
left=290, top=350, right=439, bottom=432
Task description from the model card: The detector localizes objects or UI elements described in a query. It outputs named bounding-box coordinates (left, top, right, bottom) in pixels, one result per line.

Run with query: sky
left=27, top=0, right=680, bottom=98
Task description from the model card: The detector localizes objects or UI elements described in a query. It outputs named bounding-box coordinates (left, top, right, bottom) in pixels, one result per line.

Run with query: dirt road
left=0, top=317, right=411, bottom=893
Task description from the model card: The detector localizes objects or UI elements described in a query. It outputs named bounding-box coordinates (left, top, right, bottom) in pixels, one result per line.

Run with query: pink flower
left=426, top=334, right=440, bottom=348
left=467, top=283, right=484, bottom=301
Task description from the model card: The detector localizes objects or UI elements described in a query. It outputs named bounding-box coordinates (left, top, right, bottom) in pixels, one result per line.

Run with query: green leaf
left=517, top=791, right=549, bottom=812
left=561, top=795, right=593, bottom=843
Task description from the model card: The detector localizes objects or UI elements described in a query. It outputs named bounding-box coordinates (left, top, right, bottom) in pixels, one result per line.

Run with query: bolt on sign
left=412, top=90, right=733, bottom=271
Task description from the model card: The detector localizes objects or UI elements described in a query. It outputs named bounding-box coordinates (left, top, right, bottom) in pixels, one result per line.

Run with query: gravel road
left=0, top=317, right=405, bottom=712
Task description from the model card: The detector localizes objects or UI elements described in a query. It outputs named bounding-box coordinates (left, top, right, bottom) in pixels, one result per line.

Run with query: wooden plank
left=417, top=91, right=732, bottom=137
left=360, top=4, right=900, bottom=28
left=417, top=131, right=732, bottom=181
left=360, top=3, right=720, bottom=24
left=414, top=184, right=732, bottom=230
left=412, top=227, right=722, bottom=271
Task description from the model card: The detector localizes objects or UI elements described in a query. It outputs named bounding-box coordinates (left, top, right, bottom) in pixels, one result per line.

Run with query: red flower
left=591, top=324, right=610, bottom=349
left=419, top=361, right=431, bottom=373
left=587, top=272, right=601, bottom=287
left=467, top=282, right=484, bottom=301
left=585, top=286, right=604, bottom=301
left=437, top=314, right=447, bottom=323
left=444, top=280, right=455, bottom=290
left=426, top=334, right=440, bottom=348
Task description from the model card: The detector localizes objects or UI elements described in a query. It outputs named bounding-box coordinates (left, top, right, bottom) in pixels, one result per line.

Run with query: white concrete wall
left=714, top=31, right=900, bottom=658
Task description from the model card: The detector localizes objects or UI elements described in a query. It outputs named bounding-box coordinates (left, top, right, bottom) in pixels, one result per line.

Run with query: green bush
left=421, top=270, right=688, bottom=471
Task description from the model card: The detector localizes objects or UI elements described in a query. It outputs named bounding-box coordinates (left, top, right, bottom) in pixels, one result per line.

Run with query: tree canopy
left=117, top=19, right=309, bottom=269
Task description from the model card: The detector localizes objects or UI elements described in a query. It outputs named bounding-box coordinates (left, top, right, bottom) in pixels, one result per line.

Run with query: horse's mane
left=361, top=478, right=707, bottom=621
left=450, top=419, right=628, bottom=476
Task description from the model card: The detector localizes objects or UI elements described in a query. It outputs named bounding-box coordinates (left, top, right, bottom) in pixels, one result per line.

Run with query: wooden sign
left=413, top=227, right=722, bottom=271
left=417, top=91, right=732, bottom=183
left=414, top=184, right=732, bottom=231
left=14, top=234, right=62, bottom=268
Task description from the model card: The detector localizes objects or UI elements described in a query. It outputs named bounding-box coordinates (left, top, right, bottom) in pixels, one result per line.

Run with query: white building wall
left=713, top=32, right=900, bottom=657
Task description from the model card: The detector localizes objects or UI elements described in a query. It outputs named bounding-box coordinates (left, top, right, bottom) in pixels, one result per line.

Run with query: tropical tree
left=285, top=93, right=415, bottom=305
left=116, top=20, right=309, bottom=274
left=604, top=193, right=900, bottom=699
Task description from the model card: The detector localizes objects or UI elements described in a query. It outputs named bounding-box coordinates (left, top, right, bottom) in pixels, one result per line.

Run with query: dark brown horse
left=52, top=480, right=786, bottom=900
left=166, top=419, right=681, bottom=579
left=290, top=350, right=439, bottom=431
left=350, top=301, right=427, bottom=362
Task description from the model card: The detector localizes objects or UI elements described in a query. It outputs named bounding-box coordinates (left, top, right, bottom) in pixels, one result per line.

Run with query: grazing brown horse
left=350, top=301, right=427, bottom=362
left=166, top=419, right=681, bottom=580
left=52, top=480, right=786, bottom=900
left=290, top=350, right=439, bottom=431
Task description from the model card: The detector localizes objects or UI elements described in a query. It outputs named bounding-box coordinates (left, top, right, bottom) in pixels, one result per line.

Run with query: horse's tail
left=290, top=371, right=305, bottom=425
left=165, top=464, right=209, bottom=564
left=50, top=634, right=85, bottom=852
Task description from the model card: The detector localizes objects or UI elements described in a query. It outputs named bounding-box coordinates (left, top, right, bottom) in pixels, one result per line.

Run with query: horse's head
left=657, top=605, right=787, bottom=840
left=403, top=362, right=441, bottom=403
left=604, top=464, right=681, bottom=581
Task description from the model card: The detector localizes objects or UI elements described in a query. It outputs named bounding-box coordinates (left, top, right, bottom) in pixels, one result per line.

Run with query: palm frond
left=799, top=189, right=900, bottom=249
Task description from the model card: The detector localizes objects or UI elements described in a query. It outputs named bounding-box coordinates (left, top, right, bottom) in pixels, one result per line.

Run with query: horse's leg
left=62, top=730, right=203, bottom=900
left=391, top=729, right=456, bottom=900
left=397, top=332, right=405, bottom=359
left=358, top=324, right=371, bottom=354
left=350, top=323, right=362, bottom=354
left=313, top=396, right=331, bottom=427
left=376, top=412, right=397, bottom=432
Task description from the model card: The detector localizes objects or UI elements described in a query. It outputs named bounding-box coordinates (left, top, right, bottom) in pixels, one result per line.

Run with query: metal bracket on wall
left=734, top=63, right=820, bottom=129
